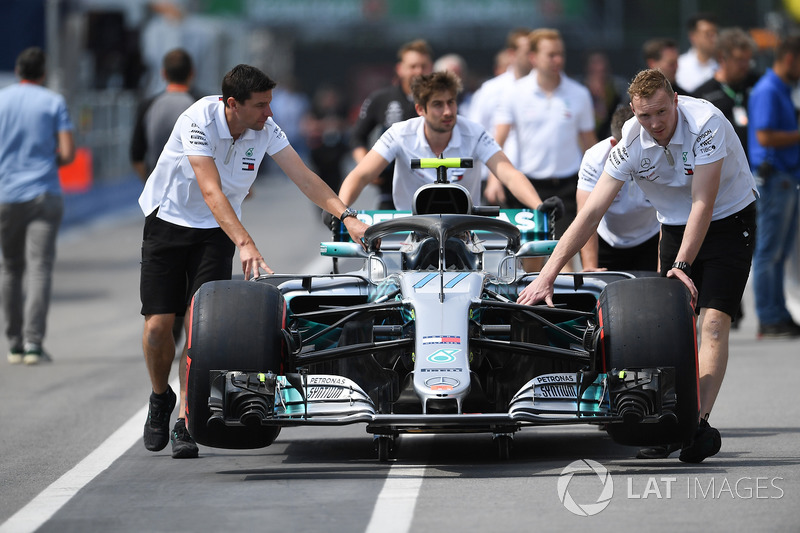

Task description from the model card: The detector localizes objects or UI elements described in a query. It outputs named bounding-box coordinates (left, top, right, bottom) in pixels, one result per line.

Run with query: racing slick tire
left=187, top=280, right=285, bottom=449
left=598, top=277, right=699, bottom=447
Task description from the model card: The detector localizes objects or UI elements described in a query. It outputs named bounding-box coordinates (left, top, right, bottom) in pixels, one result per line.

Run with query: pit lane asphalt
left=0, top=174, right=798, bottom=533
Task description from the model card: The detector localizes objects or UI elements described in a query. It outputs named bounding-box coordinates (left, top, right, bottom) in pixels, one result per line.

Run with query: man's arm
left=664, top=158, right=723, bottom=307
left=56, top=130, right=76, bottom=167
left=272, top=145, right=369, bottom=242
left=575, top=188, right=602, bottom=271
left=755, top=129, right=800, bottom=149
left=130, top=99, right=150, bottom=181
left=190, top=155, right=271, bottom=279
left=485, top=151, right=541, bottom=208
left=484, top=123, right=513, bottom=204
left=338, top=149, right=391, bottom=206
left=517, top=172, right=623, bottom=306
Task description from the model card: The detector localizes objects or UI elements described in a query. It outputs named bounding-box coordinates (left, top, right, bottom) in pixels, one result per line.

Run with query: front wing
left=205, top=368, right=679, bottom=434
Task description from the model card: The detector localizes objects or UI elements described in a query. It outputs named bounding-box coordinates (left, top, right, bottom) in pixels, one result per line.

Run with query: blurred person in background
left=580, top=50, right=629, bottom=139
left=643, top=37, right=690, bottom=95
left=130, top=48, right=196, bottom=182
left=492, top=28, right=597, bottom=248
left=350, top=39, right=433, bottom=210
left=305, top=84, right=351, bottom=198
left=271, top=77, right=311, bottom=163
left=469, top=28, right=533, bottom=202
left=747, top=35, right=800, bottom=339
left=692, top=28, right=758, bottom=155
left=677, top=12, right=719, bottom=93
left=433, top=53, right=473, bottom=116
left=576, top=105, right=659, bottom=272
left=0, top=47, right=75, bottom=365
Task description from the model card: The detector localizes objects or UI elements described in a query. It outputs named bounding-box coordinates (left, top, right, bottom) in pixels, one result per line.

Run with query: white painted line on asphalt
left=365, top=464, right=426, bottom=533
left=0, top=379, right=178, bottom=533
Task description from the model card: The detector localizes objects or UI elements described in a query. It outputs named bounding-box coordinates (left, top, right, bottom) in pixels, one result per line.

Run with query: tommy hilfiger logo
left=242, top=161, right=255, bottom=171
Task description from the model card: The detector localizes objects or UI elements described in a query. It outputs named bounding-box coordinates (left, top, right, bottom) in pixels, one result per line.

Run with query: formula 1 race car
left=186, top=157, right=699, bottom=460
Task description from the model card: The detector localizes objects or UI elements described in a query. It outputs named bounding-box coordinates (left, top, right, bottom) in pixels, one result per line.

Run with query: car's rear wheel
left=187, top=280, right=285, bottom=449
left=598, top=277, right=699, bottom=447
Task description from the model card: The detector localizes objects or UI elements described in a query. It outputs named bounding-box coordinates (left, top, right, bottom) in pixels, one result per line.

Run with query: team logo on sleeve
left=188, top=127, right=208, bottom=147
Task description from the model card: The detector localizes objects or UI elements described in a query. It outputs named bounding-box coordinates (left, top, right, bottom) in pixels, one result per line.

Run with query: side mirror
left=319, top=242, right=368, bottom=258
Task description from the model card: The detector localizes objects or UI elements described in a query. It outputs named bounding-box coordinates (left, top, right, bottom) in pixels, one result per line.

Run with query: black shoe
left=171, top=418, right=199, bottom=459
left=757, top=321, right=800, bottom=339
left=679, top=417, right=721, bottom=463
left=143, top=386, right=176, bottom=451
left=636, top=442, right=681, bottom=459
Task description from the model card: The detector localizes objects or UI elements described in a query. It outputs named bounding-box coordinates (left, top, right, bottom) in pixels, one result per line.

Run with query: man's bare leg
left=696, top=307, right=731, bottom=418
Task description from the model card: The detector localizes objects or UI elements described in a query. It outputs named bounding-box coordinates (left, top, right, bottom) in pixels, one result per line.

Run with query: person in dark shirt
left=642, top=38, right=691, bottom=95
left=692, top=28, right=758, bottom=154
left=349, top=39, right=433, bottom=209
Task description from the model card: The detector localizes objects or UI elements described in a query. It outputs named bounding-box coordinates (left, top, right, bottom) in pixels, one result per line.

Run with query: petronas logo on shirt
left=245, top=147, right=254, bottom=157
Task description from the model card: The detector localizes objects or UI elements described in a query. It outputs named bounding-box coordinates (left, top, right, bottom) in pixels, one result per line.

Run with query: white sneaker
left=7, top=351, right=23, bottom=364
left=22, top=345, right=50, bottom=365
left=23, top=352, right=41, bottom=365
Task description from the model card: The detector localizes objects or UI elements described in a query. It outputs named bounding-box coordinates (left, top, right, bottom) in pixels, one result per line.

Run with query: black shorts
left=140, top=212, right=235, bottom=316
left=659, top=202, right=756, bottom=317
left=505, top=176, right=578, bottom=238
left=599, top=233, right=660, bottom=272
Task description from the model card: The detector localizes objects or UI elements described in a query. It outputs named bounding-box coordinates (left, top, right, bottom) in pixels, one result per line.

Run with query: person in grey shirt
left=130, top=48, right=196, bottom=181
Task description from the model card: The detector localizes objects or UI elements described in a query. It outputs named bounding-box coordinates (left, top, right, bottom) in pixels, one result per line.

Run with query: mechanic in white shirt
left=468, top=28, right=533, bottom=176
left=518, top=69, right=757, bottom=464
left=338, top=70, right=548, bottom=213
left=576, top=105, right=660, bottom=271
left=492, top=28, right=597, bottom=239
left=676, top=12, right=719, bottom=93
left=138, top=64, right=368, bottom=459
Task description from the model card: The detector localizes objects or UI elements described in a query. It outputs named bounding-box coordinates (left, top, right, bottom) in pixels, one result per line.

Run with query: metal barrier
left=68, top=90, right=138, bottom=185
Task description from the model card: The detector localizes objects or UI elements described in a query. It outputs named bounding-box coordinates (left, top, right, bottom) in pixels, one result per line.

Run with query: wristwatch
left=339, top=207, right=358, bottom=222
left=671, top=261, right=691, bottom=276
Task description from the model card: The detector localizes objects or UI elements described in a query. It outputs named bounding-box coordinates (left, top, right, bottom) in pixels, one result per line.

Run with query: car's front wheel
left=598, top=277, right=699, bottom=447
left=186, top=280, right=285, bottom=449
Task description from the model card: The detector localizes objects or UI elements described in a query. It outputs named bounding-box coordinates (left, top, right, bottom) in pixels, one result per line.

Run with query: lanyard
left=719, top=83, right=743, bottom=106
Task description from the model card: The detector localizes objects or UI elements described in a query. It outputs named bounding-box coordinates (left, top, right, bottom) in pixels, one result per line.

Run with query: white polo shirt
left=494, top=71, right=594, bottom=179
left=604, top=95, right=757, bottom=226
left=139, top=95, right=290, bottom=228
left=468, top=69, right=520, bottom=170
left=372, top=115, right=502, bottom=211
left=676, top=48, right=718, bottom=93
left=578, top=137, right=660, bottom=248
